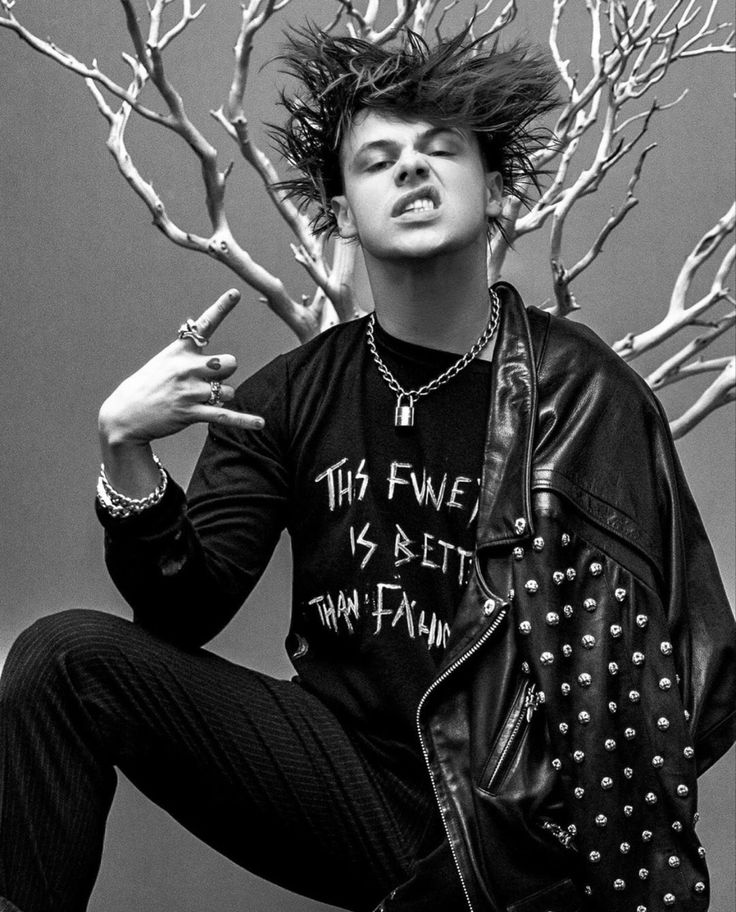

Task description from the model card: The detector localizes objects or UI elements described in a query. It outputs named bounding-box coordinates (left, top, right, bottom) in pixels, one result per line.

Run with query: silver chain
left=365, top=288, right=500, bottom=403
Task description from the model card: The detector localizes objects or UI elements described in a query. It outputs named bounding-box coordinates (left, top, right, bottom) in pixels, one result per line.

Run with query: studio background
left=1, top=2, right=733, bottom=910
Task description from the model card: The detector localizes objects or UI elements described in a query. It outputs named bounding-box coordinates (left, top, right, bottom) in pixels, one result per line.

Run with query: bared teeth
left=403, top=198, right=435, bottom=213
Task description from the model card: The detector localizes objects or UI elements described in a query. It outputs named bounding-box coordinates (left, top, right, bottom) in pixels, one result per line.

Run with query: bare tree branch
left=669, top=356, right=736, bottom=438
left=159, top=0, right=207, bottom=47
left=614, top=206, right=736, bottom=359
left=648, top=315, right=736, bottom=390
left=565, top=142, right=656, bottom=286
left=336, top=0, right=419, bottom=43
left=503, top=0, right=736, bottom=374
left=0, top=4, right=168, bottom=123
left=120, top=0, right=152, bottom=73
left=433, top=0, right=518, bottom=46
left=210, top=0, right=361, bottom=323
left=1, top=0, right=734, bottom=434
left=214, top=0, right=320, bottom=260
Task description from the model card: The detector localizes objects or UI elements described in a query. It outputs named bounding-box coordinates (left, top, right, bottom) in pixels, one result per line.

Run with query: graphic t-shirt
left=185, top=314, right=493, bottom=776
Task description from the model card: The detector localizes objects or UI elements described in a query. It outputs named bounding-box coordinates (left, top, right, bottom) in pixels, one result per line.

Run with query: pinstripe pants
left=0, top=609, right=442, bottom=912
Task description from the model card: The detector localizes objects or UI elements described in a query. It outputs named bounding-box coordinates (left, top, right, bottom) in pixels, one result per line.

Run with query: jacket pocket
left=506, top=876, right=582, bottom=912
left=477, top=676, right=543, bottom=795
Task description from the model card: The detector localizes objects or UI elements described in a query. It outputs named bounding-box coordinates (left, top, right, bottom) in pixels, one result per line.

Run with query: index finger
left=192, top=288, right=241, bottom=340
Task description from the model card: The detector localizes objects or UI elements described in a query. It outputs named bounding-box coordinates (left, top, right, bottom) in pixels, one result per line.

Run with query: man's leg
left=0, top=609, right=433, bottom=912
left=0, top=900, right=23, bottom=912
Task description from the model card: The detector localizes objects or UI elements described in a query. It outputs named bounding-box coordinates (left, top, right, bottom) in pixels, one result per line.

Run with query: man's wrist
left=98, top=427, right=163, bottom=501
left=98, top=400, right=148, bottom=449
left=96, top=455, right=168, bottom=519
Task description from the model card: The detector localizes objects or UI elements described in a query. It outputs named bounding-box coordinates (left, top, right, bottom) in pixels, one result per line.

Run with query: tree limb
left=565, top=142, right=656, bottom=286
left=614, top=208, right=735, bottom=359
left=2, top=0, right=734, bottom=435
left=648, top=314, right=736, bottom=389
left=336, top=0, right=419, bottom=43
left=85, top=75, right=209, bottom=254
left=0, top=5, right=168, bottom=124
left=669, top=356, right=736, bottom=438
left=669, top=205, right=736, bottom=316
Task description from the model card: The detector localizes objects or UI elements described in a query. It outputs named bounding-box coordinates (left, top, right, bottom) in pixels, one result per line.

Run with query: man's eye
left=366, top=160, right=392, bottom=171
left=428, top=147, right=455, bottom=157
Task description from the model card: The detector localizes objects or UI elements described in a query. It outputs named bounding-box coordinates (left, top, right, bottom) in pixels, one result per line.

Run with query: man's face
left=331, top=110, right=502, bottom=262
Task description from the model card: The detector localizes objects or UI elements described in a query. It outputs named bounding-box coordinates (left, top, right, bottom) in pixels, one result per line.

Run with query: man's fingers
left=192, top=288, right=241, bottom=341
left=175, top=288, right=255, bottom=431
left=190, top=381, right=236, bottom=405
left=198, top=353, right=238, bottom=380
left=190, top=404, right=265, bottom=431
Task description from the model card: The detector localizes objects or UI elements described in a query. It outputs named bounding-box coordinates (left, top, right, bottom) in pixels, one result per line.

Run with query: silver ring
left=177, top=318, right=208, bottom=348
left=207, top=380, right=224, bottom=407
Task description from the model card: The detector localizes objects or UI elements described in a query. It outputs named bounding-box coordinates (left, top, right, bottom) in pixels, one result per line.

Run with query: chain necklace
left=365, top=288, right=501, bottom=429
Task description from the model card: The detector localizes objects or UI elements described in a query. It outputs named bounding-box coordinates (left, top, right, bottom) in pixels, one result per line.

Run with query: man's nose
left=395, top=151, right=429, bottom=184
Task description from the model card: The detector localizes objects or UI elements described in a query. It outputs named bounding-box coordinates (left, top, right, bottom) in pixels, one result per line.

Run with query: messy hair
left=271, top=25, right=559, bottom=237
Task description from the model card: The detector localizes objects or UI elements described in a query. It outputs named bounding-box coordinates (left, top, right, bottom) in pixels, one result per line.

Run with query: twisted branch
left=669, top=357, right=736, bottom=438
left=648, top=316, right=736, bottom=390
left=212, top=0, right=362, bottom=325
left=614, top=205, right=736, bottom=358
left=1, top=0, right=733, bottom=432
left=0, top=3, right=167, bottom=124
left=82, top=4, right=317, bottom=339
left=336, top=0, right=419, bottom=43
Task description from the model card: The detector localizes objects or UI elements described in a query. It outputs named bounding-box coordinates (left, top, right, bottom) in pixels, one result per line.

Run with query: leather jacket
left=377, top=284, right=736, bottom=912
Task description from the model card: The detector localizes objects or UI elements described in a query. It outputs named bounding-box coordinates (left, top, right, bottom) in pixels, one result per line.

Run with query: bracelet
left=96, top=454, right=168, bottom=519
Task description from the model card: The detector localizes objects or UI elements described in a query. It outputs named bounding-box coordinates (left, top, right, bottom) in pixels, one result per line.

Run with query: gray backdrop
left=1, top=2, right=734, bottom=910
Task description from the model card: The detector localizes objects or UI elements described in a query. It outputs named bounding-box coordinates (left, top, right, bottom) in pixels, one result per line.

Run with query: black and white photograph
left=1, top=2, right=734, bottom=910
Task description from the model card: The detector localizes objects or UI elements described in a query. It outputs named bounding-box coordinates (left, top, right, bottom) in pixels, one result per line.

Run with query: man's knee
left=0, top=609, right=130, bottom=708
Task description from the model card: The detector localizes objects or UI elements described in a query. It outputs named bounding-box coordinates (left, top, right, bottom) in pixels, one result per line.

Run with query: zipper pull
left=525, top=684, right=544, bottom=721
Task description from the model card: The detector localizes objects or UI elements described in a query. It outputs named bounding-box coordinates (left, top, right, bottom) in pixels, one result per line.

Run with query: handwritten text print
left=348, top=521, right=473, bottom=585
left=315, top=457, right=479, bottom=520
left=308, top=584, right=451, bottom=649
left=308, top=455, right=478, bottom=651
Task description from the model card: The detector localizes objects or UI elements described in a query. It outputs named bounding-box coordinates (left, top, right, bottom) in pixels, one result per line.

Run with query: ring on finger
left=207, top=380, right=224, bottom=407
left=177, top=318, right=209, bottom=349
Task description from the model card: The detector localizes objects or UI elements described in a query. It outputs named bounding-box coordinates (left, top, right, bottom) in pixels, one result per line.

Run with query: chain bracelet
left=97, top=455, right=168, bottom=519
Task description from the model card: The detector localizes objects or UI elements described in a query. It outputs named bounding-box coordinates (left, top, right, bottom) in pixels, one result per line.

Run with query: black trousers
left=0, top=609, right=453, bottom=912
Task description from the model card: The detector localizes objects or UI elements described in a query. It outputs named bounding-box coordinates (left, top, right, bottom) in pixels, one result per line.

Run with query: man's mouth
left=402, top=198, right=436, bottom=213
left=392, top=187, right=440, bottom=218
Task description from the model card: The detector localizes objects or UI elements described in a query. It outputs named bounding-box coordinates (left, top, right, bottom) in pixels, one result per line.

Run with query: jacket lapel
left=433, top=284, right=538, bottom=677
left=475, top=282, right=537, bottom=548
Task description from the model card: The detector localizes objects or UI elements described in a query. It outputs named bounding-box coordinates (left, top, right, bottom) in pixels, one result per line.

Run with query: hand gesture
left=99, top=289, right=263, bottom=448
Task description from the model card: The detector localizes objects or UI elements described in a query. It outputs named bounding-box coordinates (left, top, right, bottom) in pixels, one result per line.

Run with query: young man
left=0, top=27, right=733, bottom=912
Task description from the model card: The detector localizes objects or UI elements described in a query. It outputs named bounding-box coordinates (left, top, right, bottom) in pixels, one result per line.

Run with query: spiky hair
left=270, top=25, right=559, bottom=237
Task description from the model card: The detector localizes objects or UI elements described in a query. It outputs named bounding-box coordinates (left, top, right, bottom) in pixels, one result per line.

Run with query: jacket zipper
left=415, top=604, right=509, bottom=912
left=484, top=681, right=542, bottom=792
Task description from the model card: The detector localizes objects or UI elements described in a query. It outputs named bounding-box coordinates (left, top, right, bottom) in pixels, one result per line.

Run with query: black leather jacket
left=378, top=284, right=736, bottom=912
left=99, top=281, right=734, bottom=912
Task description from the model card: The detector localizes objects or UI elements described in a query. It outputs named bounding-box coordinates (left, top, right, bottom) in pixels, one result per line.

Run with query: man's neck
left=364, top=244, right=494, bottom=357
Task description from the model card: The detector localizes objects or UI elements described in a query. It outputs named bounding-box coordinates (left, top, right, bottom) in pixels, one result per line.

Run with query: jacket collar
left=475, top=282, right=537, bottom=548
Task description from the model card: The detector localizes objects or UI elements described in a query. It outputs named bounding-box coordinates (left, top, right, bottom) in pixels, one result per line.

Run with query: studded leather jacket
left=378, top=284, right=736, bottom=912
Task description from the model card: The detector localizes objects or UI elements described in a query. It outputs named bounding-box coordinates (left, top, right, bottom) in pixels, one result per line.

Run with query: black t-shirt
left=185, top=314, right=492, bottom=776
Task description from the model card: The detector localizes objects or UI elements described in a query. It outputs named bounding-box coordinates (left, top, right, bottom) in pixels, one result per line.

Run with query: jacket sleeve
left=654, top=407, right=736, bottom=774
left=536, top=306, right=735, bottom=776
left=97, top=354, right=291, bottom=648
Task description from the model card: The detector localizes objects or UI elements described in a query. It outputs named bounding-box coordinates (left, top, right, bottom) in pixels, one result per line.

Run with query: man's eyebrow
left=351, top=139, right=400, bottom=159
left=421, top=126, right=467, bottom=143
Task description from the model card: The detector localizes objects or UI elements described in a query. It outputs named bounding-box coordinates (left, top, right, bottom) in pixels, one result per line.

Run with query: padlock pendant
left=395, top=393, right=415, bottom=428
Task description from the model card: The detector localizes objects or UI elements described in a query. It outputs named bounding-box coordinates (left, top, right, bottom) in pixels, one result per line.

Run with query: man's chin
left=363, top=230, right=461, bottom=261
left=366, top=238, right=474, bottom=264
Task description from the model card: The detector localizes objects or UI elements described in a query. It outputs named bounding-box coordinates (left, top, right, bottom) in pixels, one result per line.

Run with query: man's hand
left=98, top=289, right=264, bottom=498
left=99, top=289, right=264, bottom=447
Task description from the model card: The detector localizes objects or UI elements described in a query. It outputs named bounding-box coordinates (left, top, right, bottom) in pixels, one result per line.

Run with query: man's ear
left=484, top=171, right=504, bottom=219
left=331, top=195, right=358, bottom=239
